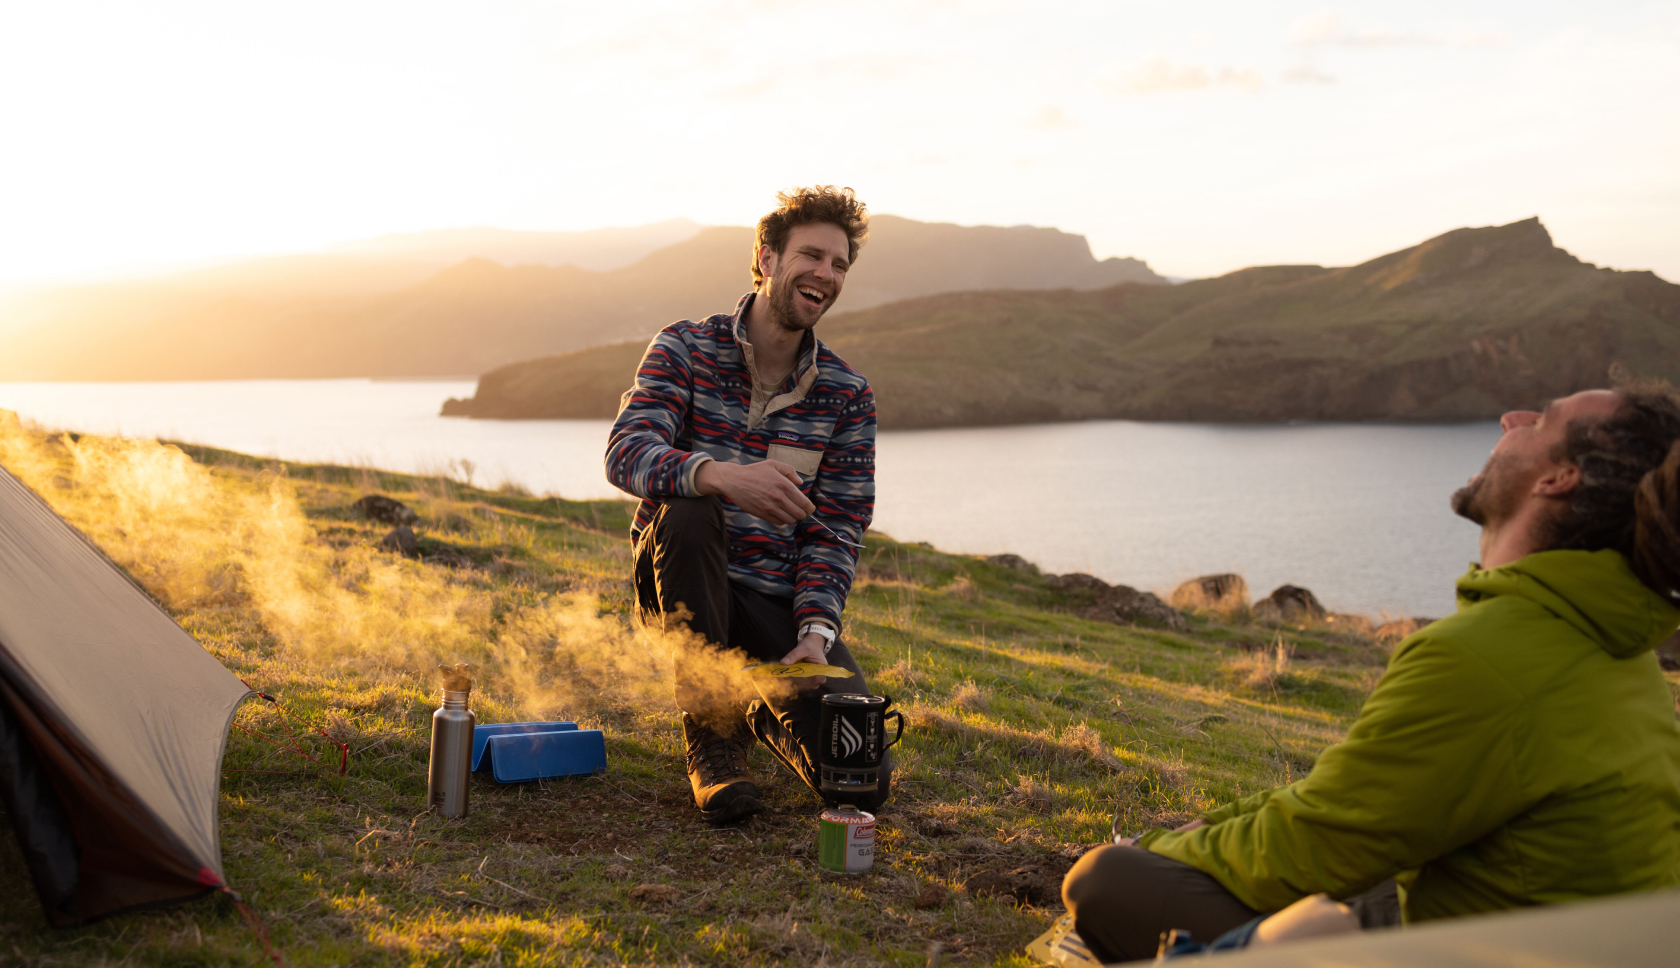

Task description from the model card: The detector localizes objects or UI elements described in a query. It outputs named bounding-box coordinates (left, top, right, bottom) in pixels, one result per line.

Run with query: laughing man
left=605, top=186, right=886, bottom=823
left=1063, top=384, right=1680, bottom=961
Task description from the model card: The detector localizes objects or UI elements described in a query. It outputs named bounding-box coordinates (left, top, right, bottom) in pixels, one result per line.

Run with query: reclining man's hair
left=1549, top=380, right=1680, bottom=600
left=751, top=186, right=870, bottom=288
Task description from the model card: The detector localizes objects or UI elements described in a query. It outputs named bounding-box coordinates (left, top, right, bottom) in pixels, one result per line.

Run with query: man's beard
left=766, top=268, right=828, bottom=333
left=1451, top=451, right=1523, bottom=527
left=1450, top=476, right=1491, bottom=525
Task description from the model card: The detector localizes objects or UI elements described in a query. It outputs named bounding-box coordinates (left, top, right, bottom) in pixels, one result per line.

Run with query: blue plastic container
left=470, top=721, right=607, bottom=783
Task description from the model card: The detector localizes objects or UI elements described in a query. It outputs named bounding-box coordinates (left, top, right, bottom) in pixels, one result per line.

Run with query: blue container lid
left=470, top=721, right=605, bottom=783
left=471, top=721, right=577, bottom=770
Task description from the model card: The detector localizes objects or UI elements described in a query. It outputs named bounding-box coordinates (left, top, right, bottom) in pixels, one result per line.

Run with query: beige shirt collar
left=734, top=296, right=821, bottom=430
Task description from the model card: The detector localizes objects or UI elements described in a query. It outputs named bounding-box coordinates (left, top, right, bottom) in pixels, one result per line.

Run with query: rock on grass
left=354, top=494, right=418, bottom=525
left=1254, top=584, right=1327, bottom=622
left=985, top=553, right=1038, bottom=573
left=1170, top=573, right=1248, bottom=612
left=379, top=526, right=419, bottom=557
left=1047, top=573, right=1188, bottom=631
left=628, top=883, right=680, bottom=904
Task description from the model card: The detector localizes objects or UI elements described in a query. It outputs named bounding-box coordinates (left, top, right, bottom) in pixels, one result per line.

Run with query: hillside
left=0, top=216, right=1161, bottom=381
left=0, top=420, right=1403, bottom=966
left=443, top=218, right=1680, bottom=426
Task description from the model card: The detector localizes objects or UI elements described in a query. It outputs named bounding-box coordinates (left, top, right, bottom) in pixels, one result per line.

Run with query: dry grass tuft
left=878, top=655, right=928, bottom=693
left=1059, top=721, right=1124, bottom=771
left=1008, top=774, right=1061, bottom=813
left=952, top=678, right=989, bottom=712
left=1236, top=634, right=1298, bottom=691
left=1144, top=757, right=1191, bottom=795
left=747, top=913, right=828, bottom=960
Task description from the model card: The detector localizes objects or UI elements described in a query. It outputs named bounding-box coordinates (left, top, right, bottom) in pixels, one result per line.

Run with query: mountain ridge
left=0, top=216, right=1161, bottom=381
left=440, top=218, right=1680, bottom=426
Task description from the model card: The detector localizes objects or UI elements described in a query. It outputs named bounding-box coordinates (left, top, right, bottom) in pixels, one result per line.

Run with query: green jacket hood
left=1456, top=549, right=1680, bottom=659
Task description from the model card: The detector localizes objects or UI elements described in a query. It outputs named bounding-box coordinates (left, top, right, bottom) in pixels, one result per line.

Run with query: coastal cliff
left=443, top=218, right=1680, bottom=427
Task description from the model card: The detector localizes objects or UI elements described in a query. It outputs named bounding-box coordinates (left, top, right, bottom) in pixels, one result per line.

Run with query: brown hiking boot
left=683, top=712, right=762, bottom=823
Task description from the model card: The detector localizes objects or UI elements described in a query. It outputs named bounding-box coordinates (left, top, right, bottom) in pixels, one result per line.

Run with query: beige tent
left=0, top=466, right=252, bottom=925
left=1170, top=887, right=1680, bottom=967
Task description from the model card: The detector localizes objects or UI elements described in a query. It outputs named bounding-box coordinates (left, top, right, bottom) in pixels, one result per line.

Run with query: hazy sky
left=2, top=1, right=1676, bottom=286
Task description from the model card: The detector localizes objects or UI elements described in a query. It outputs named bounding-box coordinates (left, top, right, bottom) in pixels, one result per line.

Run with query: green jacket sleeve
left=1202, top=786, right=1281, bottom=826
left=1135, top=789, right=1280, bottom=851
left=1147, top=630, right=1535, bottom=911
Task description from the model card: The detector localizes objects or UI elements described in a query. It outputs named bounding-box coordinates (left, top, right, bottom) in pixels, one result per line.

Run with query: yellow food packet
left=741, top=662, right=855, bottom=679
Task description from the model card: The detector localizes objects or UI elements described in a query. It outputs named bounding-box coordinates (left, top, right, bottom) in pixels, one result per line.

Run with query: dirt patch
left=963, top=867, right=1049, bottom=905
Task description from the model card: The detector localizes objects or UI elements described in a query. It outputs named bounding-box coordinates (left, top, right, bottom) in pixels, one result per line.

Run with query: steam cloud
left=0, top=413, right=758, bottom=721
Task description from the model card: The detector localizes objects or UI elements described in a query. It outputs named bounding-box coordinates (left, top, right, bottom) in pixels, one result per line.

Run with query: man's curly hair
left=1548, top=377, right=1680, bottom=600
left=751, top=186, right=869, bottom=287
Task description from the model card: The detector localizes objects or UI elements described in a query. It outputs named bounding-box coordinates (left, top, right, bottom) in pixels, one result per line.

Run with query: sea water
left=0, top=379, right=1499, bottom=617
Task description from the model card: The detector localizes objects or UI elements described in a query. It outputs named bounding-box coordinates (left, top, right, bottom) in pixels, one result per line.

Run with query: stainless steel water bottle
left=428, top=663, right=475, bottom=818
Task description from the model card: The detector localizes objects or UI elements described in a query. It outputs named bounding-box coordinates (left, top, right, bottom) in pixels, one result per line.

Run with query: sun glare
left=0, top=1, right=1674, bottom=286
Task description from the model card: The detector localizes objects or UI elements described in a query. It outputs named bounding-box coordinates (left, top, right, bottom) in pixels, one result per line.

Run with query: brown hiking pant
left=633, top=496, right=891, bottom=810
left=1062, top=845, right=1400, bottom=962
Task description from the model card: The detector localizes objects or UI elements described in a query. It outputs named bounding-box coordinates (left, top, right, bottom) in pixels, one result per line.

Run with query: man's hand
left=778, top=632, right=830, bottom=690
left=697, top=459, right=815, bottom=526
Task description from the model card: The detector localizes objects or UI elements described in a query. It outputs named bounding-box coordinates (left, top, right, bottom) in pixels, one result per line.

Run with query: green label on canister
left=818, top=806, right=875, bottom=874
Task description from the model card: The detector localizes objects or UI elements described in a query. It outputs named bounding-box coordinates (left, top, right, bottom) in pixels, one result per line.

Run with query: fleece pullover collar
left=733, top=294, right=820, bottom=430
left=1456, top=549, right=1680, bottom=660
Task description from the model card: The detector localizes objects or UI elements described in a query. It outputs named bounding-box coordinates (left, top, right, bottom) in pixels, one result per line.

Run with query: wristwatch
left=799, top=622, right=837, bottom=656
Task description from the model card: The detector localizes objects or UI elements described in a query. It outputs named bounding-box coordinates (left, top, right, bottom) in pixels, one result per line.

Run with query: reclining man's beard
left=1451, top=479, right=1489, bottom=525
left=1452, top=452, right=1525, bottom=528
left=1454, top=474, right=1573, bottom=563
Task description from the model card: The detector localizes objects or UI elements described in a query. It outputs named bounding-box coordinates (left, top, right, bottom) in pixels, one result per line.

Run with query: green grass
left=0, top=432, right=1482, bottom=966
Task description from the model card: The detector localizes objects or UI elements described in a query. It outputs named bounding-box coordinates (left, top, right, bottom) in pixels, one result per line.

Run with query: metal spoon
left=809, top=516, right=866, bottom=548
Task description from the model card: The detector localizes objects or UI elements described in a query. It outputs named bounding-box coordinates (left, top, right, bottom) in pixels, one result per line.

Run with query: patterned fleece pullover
left=604, top=293, right=876, bottom=632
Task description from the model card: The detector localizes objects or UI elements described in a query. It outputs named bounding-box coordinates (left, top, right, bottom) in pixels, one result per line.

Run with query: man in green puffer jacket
left=1062, top=384, right=1680, bottom=963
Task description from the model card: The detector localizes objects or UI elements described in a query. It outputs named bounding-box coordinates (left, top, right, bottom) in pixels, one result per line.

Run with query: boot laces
left=689, top=728, right=748, bottom=784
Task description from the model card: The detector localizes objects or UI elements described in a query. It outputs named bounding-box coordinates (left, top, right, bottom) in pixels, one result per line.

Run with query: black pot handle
left=882, top=708, right=905, bottom=751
